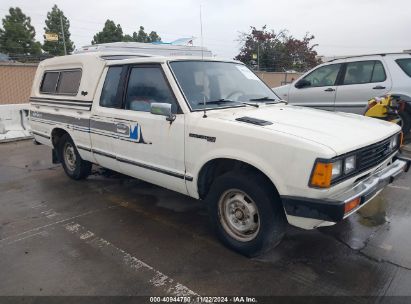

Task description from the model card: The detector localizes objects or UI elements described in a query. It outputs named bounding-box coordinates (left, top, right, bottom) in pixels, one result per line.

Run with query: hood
left=209, top=104, right=400, bottom=155
left=272, top=84, right=291, bottom=100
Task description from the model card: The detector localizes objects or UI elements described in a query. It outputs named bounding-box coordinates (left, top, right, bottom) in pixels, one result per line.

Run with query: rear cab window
left=100, top=66, right=123, bottom=108
left=40, top=69, right=82, bottom=95
left=396, top=58, right=411, bottom=77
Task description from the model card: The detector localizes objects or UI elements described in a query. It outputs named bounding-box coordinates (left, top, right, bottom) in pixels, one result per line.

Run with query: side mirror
left=295, top=79, right=311, bottom=89
left=150, top=103, right=176, bottom=122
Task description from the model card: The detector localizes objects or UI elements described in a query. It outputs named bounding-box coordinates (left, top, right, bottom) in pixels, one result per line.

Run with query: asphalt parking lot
left=1, top=140, right=411, bottom=300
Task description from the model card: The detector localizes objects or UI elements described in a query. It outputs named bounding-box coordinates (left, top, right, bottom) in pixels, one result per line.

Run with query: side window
left=396, top=58, right=411, bottom=77
left=100, top=66, right=123, bottom=108
left=40, top=72, right=59, bottom=93
left=371, top=61, right=386, bottom=82
left=343, top=60, right=386, bottom=85
left=56, top=70, right=82, bottom=94
left=125, top=66, right=177, bottom=113
left=302, top=64, right=341, bottom=87
left=40, top=70, right=82, bottom=95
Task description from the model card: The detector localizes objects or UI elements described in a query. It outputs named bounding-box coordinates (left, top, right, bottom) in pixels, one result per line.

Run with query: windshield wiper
left=249, top=96, right=276, bottom=102
left=198, top=99, right=259, bottom=108
left=198, top=99, right=237, bottom=105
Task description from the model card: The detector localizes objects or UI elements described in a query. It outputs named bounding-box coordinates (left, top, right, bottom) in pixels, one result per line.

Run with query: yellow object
left=44, top=33, right=59, bottom=42
left=310, top=162, right=332, bottom=188
left=365, top=95, right=391, bottom=118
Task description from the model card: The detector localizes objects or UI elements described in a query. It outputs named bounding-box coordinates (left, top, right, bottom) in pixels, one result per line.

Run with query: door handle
left=116, top=123, right=129, bottom=134
left=373, top=85, right=386, bottom=90
left=324, top=88, right=335, bottom=92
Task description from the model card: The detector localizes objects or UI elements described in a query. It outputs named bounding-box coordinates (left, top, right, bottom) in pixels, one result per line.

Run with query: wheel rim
left=218, top=189, right=260, bottom=242
left=64, top=142, right=77, bottom=172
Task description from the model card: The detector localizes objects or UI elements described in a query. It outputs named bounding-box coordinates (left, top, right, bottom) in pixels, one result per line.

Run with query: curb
left=0, top=135, right=33, bottom=144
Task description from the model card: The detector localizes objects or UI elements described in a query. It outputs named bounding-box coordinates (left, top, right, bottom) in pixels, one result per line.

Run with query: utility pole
left=257, top=43, right=260, bottom=71
left=60, top=14, right=67, bottom=55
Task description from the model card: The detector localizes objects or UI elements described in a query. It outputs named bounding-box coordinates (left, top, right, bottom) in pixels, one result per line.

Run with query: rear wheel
left=207, top=171, right=286, bottom=257
left=58, top=133, right=92, bottom=180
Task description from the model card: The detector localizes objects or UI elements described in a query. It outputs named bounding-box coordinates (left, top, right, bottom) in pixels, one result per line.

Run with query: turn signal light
left=310, top=162, right=332, bottom=188
left=344, top=197, right=361, bottom=214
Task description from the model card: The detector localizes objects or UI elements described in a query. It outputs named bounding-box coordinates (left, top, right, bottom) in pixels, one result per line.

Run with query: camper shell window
left=40, top=69, right=82, bottom=95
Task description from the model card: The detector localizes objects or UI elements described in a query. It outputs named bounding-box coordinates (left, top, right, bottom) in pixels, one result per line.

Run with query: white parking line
left=0, top=231, right=48, bottom=247
left=0, top=206, right=116, bottom=244
left=41, top=209, right=59, bottom=218
left=64, top=222, right=199, bottom=297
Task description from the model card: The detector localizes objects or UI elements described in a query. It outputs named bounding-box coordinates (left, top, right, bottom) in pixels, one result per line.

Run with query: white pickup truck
left=30, top=51, right=410, bottom=256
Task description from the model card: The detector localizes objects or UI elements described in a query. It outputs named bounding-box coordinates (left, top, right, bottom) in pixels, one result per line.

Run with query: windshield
left=169, top=61, right=279, bottom=110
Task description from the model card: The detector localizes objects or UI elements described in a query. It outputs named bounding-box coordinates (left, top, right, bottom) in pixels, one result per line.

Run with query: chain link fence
left=0, top=54, right=55, bottom=105
left=0, top=62, right=38, bottom=105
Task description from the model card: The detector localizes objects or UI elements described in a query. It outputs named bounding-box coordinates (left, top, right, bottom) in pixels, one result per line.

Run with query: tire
left=58, top=133, right=92, bottom=180
left=206, top=171, right=286, bottom=257
left=399, top=111, right=411, bottom=135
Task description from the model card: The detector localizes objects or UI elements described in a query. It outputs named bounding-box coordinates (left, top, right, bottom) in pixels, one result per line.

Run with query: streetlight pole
left=60, top=14, right=67, bottom=55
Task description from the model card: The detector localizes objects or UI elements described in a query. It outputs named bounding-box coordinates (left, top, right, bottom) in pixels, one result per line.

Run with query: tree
left=148, top=31, right=161, bottom=43
left=235, top=26, right=321, bottom=72
left=43, top=5, right=74, bottom=55
left=0, top=7, right=41, bottom=56
left=135, top=26, right=149, bottom=43
left=283, top=35, right=320, bottom=72
left=91, top=21, right=162, bottom=44
left=122, top=34, right=134, bottom=42
left=92, top=20, right=123, bottom=44
left=130, top=26, right=161, bottom=43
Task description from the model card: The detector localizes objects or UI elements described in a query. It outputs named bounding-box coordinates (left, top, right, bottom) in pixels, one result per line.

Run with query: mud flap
left=52, top=148, right=60, bottom=164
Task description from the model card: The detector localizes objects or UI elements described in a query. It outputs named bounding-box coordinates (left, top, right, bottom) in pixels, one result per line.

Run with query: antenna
left=200, top=4, right=204, bottom=60
left=200, top=4, right=207, bottom=118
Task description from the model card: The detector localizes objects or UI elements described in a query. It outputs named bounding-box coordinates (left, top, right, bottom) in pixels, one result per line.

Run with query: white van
left=29, top=50, right=410, bottom=256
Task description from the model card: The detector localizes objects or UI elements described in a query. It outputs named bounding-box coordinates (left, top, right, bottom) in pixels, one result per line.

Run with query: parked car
left=273, top=53, right=411, bottom=132
left=29, top=50, right=410, bottom=256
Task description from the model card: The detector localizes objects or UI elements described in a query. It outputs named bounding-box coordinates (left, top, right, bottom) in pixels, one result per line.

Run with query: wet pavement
left=0, top=140, right=411, bottom=299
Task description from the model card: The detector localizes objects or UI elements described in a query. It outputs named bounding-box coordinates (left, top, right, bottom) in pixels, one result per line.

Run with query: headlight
left=310, top=157, right=356, bottom=188
left=344, top=155, right=356, bottom=174
left=331, top=160, right=342, bottom=179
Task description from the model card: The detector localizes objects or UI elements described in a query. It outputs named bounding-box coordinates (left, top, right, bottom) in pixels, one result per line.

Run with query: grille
left=357, top=137, right=392, bottom=171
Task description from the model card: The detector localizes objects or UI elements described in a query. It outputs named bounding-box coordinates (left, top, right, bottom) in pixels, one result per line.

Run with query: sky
left=1, top=0, right=410, bottom=59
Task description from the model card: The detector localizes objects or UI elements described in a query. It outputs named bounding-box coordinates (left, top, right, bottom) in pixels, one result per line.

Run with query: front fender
left=187, top=148, right=288, bottom=199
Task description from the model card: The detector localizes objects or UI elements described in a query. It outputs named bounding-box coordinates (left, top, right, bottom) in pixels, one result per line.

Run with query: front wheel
left=207, top=171, right=286, bottom=257
left=59, top=133, right=92, bottom=180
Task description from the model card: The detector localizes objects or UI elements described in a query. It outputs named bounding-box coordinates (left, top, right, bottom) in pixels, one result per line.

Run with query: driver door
left=113, top=64, right=188, bottom=195
left=288, top=63, right=343, bottom=111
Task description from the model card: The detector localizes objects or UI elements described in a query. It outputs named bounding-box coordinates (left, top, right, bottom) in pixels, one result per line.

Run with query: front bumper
left=282, top=155, right=411, bottom=222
